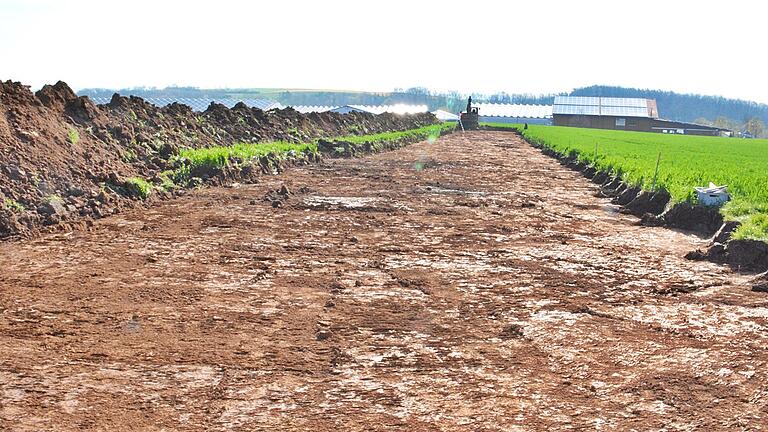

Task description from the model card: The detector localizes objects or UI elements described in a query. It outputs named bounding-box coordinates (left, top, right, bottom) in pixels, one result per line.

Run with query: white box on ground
left=694, top=182, right=730, bottom=206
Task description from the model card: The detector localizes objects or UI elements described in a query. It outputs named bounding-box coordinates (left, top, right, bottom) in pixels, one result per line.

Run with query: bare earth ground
left=1, top=131, right=766, bottom=431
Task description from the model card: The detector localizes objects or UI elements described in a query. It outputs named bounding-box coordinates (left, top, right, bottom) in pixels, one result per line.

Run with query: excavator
left=459, top=96, right=479, bottom=130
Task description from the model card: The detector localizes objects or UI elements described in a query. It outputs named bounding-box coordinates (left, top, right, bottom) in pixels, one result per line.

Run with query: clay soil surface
left=1, top=132, right=766, bottom=431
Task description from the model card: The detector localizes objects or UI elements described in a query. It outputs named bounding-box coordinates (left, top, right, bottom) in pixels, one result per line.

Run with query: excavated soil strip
left=518, top=131, right=768, bottom=274
left=1, top=131, right=766, bottom=431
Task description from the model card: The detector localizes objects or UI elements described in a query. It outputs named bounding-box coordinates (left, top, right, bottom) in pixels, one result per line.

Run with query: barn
left=552, top=96, right=728, bottom=136
left=553, top=96, right=659, bottom=130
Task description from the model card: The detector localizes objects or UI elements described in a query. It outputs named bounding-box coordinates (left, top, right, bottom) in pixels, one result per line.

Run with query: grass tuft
left=3, top=198, right=25, bottom=213
left=125, top=177, right=153, bottom=200
left=67, top=127, right=80, bottom=145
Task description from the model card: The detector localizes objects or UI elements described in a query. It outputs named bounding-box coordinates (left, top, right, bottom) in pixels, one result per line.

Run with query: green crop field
left=493, top=124, right=768, bottom=241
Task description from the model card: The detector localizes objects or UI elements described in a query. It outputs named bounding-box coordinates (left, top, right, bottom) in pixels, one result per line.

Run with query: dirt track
left=1, top=131, right=766, bottom=431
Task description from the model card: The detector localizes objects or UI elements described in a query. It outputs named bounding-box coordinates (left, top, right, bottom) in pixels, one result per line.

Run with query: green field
left=491, top=124, right=768, bottom=241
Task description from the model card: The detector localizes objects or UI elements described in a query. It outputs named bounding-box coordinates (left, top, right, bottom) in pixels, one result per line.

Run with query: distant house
left=474, top=103, right=552, bottom=125
left=552, top=96, right=728, bottom=136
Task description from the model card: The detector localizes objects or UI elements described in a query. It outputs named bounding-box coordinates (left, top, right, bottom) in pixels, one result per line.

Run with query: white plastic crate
left=694, top=183, right=730, bottom=206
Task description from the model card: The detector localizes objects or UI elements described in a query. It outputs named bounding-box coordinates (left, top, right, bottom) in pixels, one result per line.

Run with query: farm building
left=474, top=103, right=553, bottom=125
left=553, top=96, right=728, bottom=136
left=553, top=96, right=658, bottom=130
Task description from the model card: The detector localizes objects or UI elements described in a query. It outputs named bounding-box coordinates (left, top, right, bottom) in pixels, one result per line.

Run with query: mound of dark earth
left=754, top=271, right=768, bottom=292
left=0, top=80, right=437, bottom=238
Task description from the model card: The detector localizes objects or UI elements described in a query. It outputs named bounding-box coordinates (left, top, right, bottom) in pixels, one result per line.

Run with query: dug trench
left=0, top=80, right=440, bottom=240
left=1, top=131, right=766, bottom=430
left=510, top=129, right=768, bottom=284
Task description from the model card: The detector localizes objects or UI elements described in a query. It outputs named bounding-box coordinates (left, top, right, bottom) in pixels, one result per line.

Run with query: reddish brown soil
left=1, top=132, right=766, bottom=431
left=0, top=80, right=435, bottom=237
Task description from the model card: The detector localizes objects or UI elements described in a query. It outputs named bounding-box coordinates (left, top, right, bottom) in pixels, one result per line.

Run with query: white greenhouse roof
left=292, top=105, right=336, bottom=113
left=89, top=96, right=282, bottom=112
left=432, top=110, right=459, bottom=121
left=344, top=104, right=429, bottom=115
left=291, top=104, right=428, bottom=115
left=474, top=103, right=553, bottom=119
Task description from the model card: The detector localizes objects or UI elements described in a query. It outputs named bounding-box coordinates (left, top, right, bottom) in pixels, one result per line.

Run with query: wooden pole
left=651, top=152, right=661, bottom=192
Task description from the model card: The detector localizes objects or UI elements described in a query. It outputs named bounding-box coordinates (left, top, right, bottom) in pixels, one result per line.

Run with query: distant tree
left=713, top=116, right=741, bottom=132
left=405, top=87, right=431, bottom=96
left=745, top=117, right=766, bottom=138
left=489, top=92, right=511, bottom=104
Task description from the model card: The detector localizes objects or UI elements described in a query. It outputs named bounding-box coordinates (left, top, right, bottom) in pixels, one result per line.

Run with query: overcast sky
left=1, top=0, right=766, bottom=103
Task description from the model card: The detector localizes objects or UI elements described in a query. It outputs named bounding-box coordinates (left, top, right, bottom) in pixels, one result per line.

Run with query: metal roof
left=88, top=96, right=282, bottom=112
left=553, top=96, right=657, bottom=118
left=290, top=104, right=428, bottom=115
left=432, top=110, right=459, bottom=121
left=473, top=103, right=552, bottom=119
left=292, top=105, right=336, bottom=113
left=600, top=106, right=651, bottom=117
left=345, top=104, right=429, bottom=115
left=552, top=105, right=601, bottom=116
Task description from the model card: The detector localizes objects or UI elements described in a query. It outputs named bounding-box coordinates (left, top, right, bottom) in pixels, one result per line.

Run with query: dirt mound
left=725, top=239, right=768, bottom=272
left=688, top=238, right=768, bottom=273
left=663, top=203, right=723, bottom=235
left=0, top=80, right=438, bottom=238
left=623, top=190, right=670, bottom=217
left=712, top=221, right=741, bottom=244
left=753, top=272, right=768, bottom=292
left=643, top=202, right=724, bottom=236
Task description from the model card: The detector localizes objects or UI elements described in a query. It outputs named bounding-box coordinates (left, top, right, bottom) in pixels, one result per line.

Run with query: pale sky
left=1, top=0, right=766, bottom=103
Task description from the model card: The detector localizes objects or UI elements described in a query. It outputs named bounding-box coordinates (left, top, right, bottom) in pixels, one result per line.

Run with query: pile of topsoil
left=0, top=80, right=438, bottom=238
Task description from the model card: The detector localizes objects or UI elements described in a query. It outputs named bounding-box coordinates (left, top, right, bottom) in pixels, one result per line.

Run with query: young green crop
left=176, top=123, right=453, bottom=172
left=177, top=141, right=317, bottom=171
left=334, top=123, right=454, bottom=144
left=518, top=125, right=768, bottom=241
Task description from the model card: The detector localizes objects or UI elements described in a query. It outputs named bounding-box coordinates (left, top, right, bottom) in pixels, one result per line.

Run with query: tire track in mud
left=1, top=131, right=766, bottom=431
